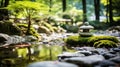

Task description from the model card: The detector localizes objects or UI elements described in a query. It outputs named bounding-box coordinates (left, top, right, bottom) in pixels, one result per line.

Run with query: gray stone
left=27, top=61, right=78, bottom=67
left=97, top=60, right=117, bottom=67
left=102, top=53, right=116, bottom=59
left=75, top=50, right=92, bottom=56
left=64, top=55, right=105, bottom=67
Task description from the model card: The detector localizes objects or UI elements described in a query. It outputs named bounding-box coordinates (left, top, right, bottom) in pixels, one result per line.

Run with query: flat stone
left=64, top=55, right=105, bottom=67
left=27, top=61, right=78, bottom=67
left=97, top=60, right=117, bottom=67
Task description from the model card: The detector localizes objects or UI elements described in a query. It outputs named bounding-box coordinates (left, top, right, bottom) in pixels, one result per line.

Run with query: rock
left=109, top=56, right=120, bottom=64
left=58, top=52, right=85, bottom=61
left=0, top=33, right=10, bottom=44
left=112, top=48, right=120, bottom=52
left=97, top=60, right=117, bottom=67
left=94, top=48, right=109, bottom=55
left=102, top=53, right=116, bottom=59
left=64, top=55, right=105, bottom=67
left=27, top=61, right=78, bottom=67
left=75, top=51, right=92, bottom=56
left=24, top=35, right=37, bottom=42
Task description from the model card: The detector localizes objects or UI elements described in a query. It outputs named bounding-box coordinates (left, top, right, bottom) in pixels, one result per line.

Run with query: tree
left=94, top=0, right=100, bottom=22
left=62, top=0, right=66, bottom=12
left=49, top=0, right=52, bottom=12
left=82, top=0, right=87, bottom=23
left=101, top=0, right=120, bottom=23
left=7, top=1, right=48, bottom=35
left=108, top=0, right=113, bottom=23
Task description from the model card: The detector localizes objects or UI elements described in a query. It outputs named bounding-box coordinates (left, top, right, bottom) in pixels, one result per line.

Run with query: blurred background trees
left=0, top=0, right=120, bottom=34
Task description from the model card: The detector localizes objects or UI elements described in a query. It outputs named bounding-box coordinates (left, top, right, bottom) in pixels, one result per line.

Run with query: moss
left=42, top=22, right=54, bottom=33
left=0, top=21, right=21, bottom=35
left=65, top=35, right=119, bottom=47
left=65, top=35, right=91, bottom=47
left=38, top=26, right=51, bottom=34
left=17, top=23, right=40, bottom=38
left=65, top=35, right=79, bottom=47
left=88, top=36, right=119, bottom=45
left=94, top=40, right=118, bottom=48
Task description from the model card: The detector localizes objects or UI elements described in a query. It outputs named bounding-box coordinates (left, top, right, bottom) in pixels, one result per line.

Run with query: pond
left=0, top=32, right=120, bottom=67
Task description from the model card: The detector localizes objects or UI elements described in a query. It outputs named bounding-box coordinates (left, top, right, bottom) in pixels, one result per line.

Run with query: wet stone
left=64, top=55, right=105, bottom=67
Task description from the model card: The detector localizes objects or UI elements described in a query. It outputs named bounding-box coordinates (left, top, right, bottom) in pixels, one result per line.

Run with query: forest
left=0, top=0, right=120, bottom=67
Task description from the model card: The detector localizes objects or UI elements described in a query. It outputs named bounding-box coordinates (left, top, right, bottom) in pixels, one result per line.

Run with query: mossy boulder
left=0, top=21, right=21, bottom=35
left=65, top=35, right=119, bottom=48
left=94, top=40, right=118, bottom=48
left=88, top=36, right=119, bottom=45
left=17, top=23, right=40, bottom=38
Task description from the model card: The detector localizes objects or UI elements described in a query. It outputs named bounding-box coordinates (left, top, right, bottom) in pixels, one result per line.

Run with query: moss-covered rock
left=88, top=36, right=119, bottom=45
left=65, top=35, right=79, bottom=47
left=65, top=35, right=119, bottom=48
left=17, top=23, right=40, bottom=38
left=38, top=26, right=51, bottom=34
left=94, top=40, right=118, bottom=48
left=0, top=21, right=21, bottom=35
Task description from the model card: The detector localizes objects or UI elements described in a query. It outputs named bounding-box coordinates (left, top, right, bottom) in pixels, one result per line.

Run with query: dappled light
left=0, top=0, right=120, bottom=67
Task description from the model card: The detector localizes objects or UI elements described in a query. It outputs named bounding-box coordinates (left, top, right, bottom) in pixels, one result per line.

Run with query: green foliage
left=89, top=21, right=109, bottom=30
left=17, top=23, right=39, bottom=38
left=62, top=14, right=71, bottom=19
left=94, top=40, right=118, bottom=48
left=42, top=22, right=54, bottom=32
left=38, top=26, right=51, bottom=34
left=67, top=25, right=79, bottom=33
left=88, top=36, right=119, bottom=45
left=61, top=24, right=79, bottom=33
left=7, top=1, right=48, bottom=18
left=62, top=8, right=83, bottom=22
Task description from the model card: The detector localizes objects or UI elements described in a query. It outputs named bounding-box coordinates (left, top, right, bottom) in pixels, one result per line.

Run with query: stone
left=102, top=53, right=116, bottom=59
left=58, top=52, right=85, bottom=61
left=97, top=60, right=117, bottom=67
left=75, top=50, right=92, bottom=56
left=64, top=55, right=105, bottom=67
left=27, top=61, right=78, bottom=67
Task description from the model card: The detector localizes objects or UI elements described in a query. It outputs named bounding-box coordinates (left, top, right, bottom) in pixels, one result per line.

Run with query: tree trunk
left=49, top=0, right=52, bottom=12
left=82, top=0, right=87, bottom=23
left=109, top=0, right=113, bottom=23
left=106, top=0, right=109, bottom=23
left=0, top=0, right=4, bottom=7
left=27, top=46, right=31, bottom=61
left=94, top=0, right=100, bottom=22
left=62, top=0, right=66, bottom=12
left=26, top=14, right=31, bottom=35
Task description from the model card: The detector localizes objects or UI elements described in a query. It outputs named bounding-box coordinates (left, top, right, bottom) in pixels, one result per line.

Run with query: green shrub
left=94, top=40, right=118, bottom=48
left=78, top=36, right=91, bottom=46
left=38, top=26, right=51, bottom=34
left=88, top=36, right=119, bottom=45
left=65, top=35, right=91, bottom=47
left=65, top=35, right=119, bottom=47
left=17, top=23, right=39, bottom=38
left=42, top=22, right=54, bottom=32
left=65, top=35, right=79, bottom=47
left=89, top=20, right=109, bottom=30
